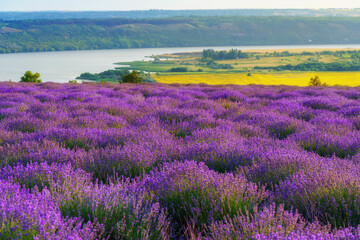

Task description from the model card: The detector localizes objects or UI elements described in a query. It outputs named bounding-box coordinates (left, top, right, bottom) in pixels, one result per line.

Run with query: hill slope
left=1, top=16, right=360, bottom=53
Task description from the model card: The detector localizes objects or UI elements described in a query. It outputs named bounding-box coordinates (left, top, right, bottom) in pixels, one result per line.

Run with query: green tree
left=121, top=71, right=142, bottom=84
left=309, top=75, right=322, bottom=86
left=309, top=75, right=328, bottom=86
left=20, top=71, right=42, bottom=83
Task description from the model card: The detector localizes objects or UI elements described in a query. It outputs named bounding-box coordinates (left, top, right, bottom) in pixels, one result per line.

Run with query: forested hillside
left=1, top=16, right=360, bottom=53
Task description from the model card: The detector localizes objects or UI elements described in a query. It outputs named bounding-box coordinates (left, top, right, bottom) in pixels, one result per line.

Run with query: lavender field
left=1, top=82, right=360, bottom=239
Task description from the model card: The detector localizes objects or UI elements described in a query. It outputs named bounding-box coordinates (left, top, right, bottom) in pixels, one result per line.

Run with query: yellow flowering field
left=154, top=72, right=360, bottom=86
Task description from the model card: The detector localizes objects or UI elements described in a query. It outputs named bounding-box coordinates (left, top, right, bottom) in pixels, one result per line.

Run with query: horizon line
left=1, top=8, right=360, bottom=12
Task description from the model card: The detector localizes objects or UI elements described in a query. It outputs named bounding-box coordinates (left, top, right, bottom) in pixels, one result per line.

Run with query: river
left=1, top=44, right=360, bottom=83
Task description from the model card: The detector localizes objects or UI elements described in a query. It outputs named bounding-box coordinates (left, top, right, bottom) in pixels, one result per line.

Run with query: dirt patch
left=0, top=27, right=22, bottom=33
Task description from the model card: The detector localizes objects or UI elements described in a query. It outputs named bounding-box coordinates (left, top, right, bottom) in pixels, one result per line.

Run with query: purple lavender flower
left=0, top=82, right=360, bottom=239
left=0, top=180, right=96, bottom=239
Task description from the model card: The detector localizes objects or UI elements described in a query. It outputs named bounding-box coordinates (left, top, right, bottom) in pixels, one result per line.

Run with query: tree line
left=255, top=61, right=360, bottom=71
left=76, top=69, right=155, bottom=83
left=202, top=49, right=249, bottom=60
left=2, top=16, right=360, bottom=54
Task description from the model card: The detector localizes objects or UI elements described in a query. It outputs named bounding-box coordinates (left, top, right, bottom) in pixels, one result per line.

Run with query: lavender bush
left=0, top=180, right=96, bottom=239
left=0, top=82, right=360, bottom=239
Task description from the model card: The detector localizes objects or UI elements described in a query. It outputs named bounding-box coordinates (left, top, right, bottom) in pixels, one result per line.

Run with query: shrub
left=294, top=130, right=360, bottom=158
left=20, top=71, right=42, bottom=83
left=275, top=164, right=360, bottom=228
left=55, top=179, right=170, bottom=239
left=207, top=204, right=327, bottom=239
left=169, top=67, right=188, bottom=72
left=0, top=180, right=96, bottom=239
left=0, top=162, right=91, bottom=192
left=121, top=70, right=142, bottom=83
left=309, top=75, right=328, bottom=86
left=142, top=161, right=267, bottom=236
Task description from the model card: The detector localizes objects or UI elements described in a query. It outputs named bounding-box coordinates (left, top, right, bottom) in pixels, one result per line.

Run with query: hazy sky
left=1, top=0, right=360, bottom=11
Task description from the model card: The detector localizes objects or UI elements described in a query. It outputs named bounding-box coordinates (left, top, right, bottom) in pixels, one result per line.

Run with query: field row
left=1, top=82, right=360, bottom=239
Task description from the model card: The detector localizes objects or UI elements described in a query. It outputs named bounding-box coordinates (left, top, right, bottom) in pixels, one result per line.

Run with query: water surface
left=1, top=44, right=360, bottom=83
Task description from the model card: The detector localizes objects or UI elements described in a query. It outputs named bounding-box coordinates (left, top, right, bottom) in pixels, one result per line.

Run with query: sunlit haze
left=1, top=0, right=360, bottom=11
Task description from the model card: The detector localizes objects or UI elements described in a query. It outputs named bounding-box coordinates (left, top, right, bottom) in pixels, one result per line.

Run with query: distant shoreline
left=154, top=46, right=360, bottom=58
left=3, top=44, right=360, bottom=56
left=2, top=44, right=360, bottom=83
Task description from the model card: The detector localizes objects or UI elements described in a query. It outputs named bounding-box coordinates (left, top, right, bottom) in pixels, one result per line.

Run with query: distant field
left=154, top=72, right=360, bottom=86
left=85, top=48, right=360, bottom=85
left=147, top=48, right=360, bottom=86
left=242, top=48, right=360, bottom=54
left=168, top=47, right=360, bottom=56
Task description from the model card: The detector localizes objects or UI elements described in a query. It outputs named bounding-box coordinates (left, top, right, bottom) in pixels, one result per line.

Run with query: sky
left=1, top=0, right=360, bottom=11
